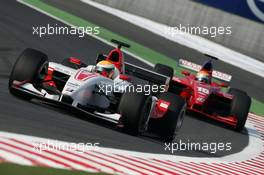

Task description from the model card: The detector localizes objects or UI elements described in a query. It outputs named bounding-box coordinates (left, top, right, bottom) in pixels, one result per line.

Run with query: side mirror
left=181, top=70, right=190, bottom=76
left=119, top=74, right=131, bottom=81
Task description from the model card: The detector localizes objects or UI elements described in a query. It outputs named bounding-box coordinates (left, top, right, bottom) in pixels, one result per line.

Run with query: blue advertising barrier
left=195, top=0, right=264, bottom=23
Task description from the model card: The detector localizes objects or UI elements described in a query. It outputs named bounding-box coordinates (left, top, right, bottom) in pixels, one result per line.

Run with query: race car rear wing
left=124, top=62, right=170, bottom=85
left=178, top=59, right=232, bottom=82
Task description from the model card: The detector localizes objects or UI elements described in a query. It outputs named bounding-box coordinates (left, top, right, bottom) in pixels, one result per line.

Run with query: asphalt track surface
left=0, top=0, right=259, bottom=157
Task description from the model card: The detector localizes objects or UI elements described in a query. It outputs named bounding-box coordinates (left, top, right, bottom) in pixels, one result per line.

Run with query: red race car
left=154, top=57, right=251, bottom=131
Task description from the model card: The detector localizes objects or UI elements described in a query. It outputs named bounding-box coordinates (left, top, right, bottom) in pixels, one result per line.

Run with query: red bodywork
left=152, top=99, right=171, bottom=119
left=105, top=48, right=124, bottom=74
left=171, top=72, right=237, bottom=127
left=68, top=57, right=82, bottom=65
left=43, top=67, right=56, bottom=88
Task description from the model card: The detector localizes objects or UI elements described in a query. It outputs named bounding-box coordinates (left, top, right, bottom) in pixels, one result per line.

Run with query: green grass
left=0, top=163, right=108, bottom=175
left=22, top=0, right=264, bottom=116
left=251, top=99, right=264, bottom=116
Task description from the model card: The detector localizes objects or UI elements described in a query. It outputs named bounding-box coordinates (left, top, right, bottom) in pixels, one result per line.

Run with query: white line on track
left=0, top=112, right=263, bottom=174
left=0, top=148, right=33, bottom=166
left=0, top=114, right=263, bottom=163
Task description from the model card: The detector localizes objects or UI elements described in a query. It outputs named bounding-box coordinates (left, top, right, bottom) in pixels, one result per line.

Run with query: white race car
left=8, top=40, right=186, bottom=141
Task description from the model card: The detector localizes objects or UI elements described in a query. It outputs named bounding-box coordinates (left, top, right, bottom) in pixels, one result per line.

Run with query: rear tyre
left=229, top=89, right=251, bottom=131
left=154, top=64, right=174, bottom=79
left=157, top=92, right=186, bottom=141
left=9, top=48, right=48, bottom=100
left=118, top=92, right=152, bottom=135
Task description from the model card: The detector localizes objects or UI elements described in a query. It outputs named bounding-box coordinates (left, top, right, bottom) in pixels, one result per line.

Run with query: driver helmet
left=95, top=60, right=115, bottom=79
left=196, top=70, right=211, bottom=84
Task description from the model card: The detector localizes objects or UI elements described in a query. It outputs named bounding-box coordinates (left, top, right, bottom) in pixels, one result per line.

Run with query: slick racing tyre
left=229, top=88, right=251, bottom=131
left=157, top=92, right=186, bottom=141
left=9, top=48, right=49, bottom=100
left=118, top=92, right=152, bottom=135
left=154, top=64, right=174, bottom=80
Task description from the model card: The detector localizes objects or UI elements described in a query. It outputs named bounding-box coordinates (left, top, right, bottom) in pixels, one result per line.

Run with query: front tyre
left=229, top=88, right=251, bottom=131
left=157, top=92, right=186, bottom=141
left=118, top=92, right=152, bottom=135
left=9, top=48, right=48, bottom=99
